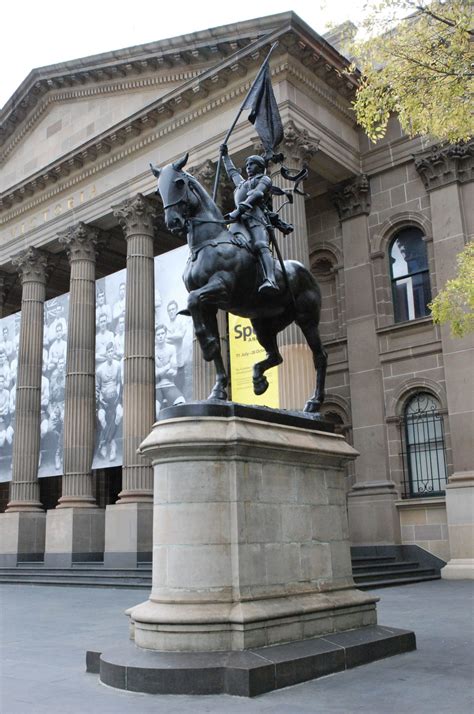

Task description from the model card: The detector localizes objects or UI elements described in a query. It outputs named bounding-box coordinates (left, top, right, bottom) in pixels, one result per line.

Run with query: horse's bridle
left=161, top=173, right=227, bottom=226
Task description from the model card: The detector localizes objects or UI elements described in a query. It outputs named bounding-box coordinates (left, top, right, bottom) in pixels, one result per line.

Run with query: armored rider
left=220, top=145, right=278, bottom=296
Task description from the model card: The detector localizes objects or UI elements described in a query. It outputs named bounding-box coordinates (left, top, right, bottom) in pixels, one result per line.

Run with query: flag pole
left=212, top=41, right=279, bottom=202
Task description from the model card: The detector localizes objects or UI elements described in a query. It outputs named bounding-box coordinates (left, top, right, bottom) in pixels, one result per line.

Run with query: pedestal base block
left=0, top=511, right=46, bottom=566
left=104, top=502, right=153, bottom=568
left=44, top=507, right=104, bottom=567
left=347, top=481, right=401, bottom=545
left=89, top=625, right=416, bottom=696
left=130, top=589, right=378, bottom=652
left=441, top=559, right=474, bottom=580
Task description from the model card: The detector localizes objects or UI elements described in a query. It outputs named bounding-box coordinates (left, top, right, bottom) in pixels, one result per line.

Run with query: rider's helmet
left=245, top=155, right=266, bottom=172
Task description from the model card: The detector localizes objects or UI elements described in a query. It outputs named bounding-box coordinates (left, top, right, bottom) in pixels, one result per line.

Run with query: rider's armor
left=222, top=153, right=278, bottom=295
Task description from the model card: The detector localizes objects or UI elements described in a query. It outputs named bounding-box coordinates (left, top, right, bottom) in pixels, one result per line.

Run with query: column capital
left=58, top=222, right=100, bottom=263
left=58, top=221, right=100, bottom=263
left=189, top=159, right=216, bottom=195
left=112, top=193, right=158, bottom=237
left=414, top=140, right=474, bottom=191
left=280, top=120, right=320, bottom=168
left=12, top=247, right=49, bottom=285
left=332, top=174, right=371, bottom=221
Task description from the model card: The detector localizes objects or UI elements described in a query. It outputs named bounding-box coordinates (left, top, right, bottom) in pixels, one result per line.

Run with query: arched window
left=390, top=227, right=431, bottom=322
left=401, top=392, right=447, bottom=497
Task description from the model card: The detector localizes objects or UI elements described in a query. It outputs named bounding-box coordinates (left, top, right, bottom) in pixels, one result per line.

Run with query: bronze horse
left=150, top=153, right=327, bottom=414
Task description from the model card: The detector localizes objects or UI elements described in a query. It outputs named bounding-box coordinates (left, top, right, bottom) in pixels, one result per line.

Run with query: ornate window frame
left=370, top=211, right=434, bottom=328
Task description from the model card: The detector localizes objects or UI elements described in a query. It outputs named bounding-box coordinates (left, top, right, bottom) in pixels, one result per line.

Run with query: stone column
left=271, top=121, right=320, bottom=409
left=44, top=223, right=104, bottom=567
left=103, top=194, right=157, bottom=567
left=0, top=249, right=48, bottom=565
left=0, top=271, right=8, bottom=318
left=189, top=159, right=229, bottom=400
left=333, top=176, right=401, bottom=545
left=415, top=142, right=474, bottom=578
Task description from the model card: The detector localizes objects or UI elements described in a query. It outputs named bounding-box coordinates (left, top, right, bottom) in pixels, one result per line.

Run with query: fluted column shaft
left=271, top=121, right=319, bottom=408
left=7, top=249, right=48, bottom=512
left=57, top=223, right=99, bottom=507
left=113, top=194, right=156, bottom=502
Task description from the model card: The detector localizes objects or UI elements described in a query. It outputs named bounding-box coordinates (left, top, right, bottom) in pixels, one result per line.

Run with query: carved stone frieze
left=12, top=247, right=49, bottom=284
left=112, top=194, right=158, bottom=237
left=58, top=222, right=100, bottom=263
left=332, top=174, right=371, bottom=221
left=414, top=140, right=474, bottom=191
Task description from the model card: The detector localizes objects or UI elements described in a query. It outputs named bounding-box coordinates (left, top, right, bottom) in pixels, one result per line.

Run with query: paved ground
left=1, top=579, right=473, bottom=713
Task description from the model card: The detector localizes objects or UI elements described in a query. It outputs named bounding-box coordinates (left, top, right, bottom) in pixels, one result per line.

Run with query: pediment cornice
left=0, top=14, right=357, bottom=217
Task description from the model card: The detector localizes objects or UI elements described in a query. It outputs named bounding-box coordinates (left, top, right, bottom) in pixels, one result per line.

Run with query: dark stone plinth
left=158, top=401, right=335, bottom=433
left=88, top=625, right=416, bottom=697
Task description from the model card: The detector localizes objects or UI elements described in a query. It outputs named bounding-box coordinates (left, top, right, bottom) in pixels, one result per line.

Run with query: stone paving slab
left=1, top=580, right=473, bottom=713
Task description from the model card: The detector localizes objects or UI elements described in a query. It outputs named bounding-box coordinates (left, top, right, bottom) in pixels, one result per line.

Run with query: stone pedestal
left=132, top=404, right=374, bottom=652
left=103, top=502, right=153, bottom=568
left=441, top=471, right=474, bottom=580
left=0, top=512, right=46, bottom=566
left=90, top=403, right=415, bottom=695
left=44, top=507, right=104, bottom=567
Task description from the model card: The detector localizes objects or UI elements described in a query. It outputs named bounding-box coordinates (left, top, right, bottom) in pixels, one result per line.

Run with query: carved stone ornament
left=414, top=140, right=474, bottom=191
left=332, top=174, right=371, bottom=221
left=189, top=159, right=216, bottom=194
left=112, top=193, right=158, bottom=236
left=58, top=222, right=100, bottom=263
left=11, top=247, right=49, bottom=284
left=280, top=119, right=320, bottom=168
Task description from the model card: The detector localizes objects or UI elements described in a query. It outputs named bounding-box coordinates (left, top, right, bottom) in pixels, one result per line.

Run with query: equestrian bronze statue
left=150, top=151, right=327, bottom=415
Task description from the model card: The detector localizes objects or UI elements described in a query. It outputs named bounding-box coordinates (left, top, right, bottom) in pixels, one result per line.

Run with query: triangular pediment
left=0, top=78, right=191, bottom=191
left=0, top=12, right=357, bottom=208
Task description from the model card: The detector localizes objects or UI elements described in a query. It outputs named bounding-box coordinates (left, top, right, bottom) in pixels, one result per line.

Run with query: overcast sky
left=1, top=1, right=367, bottom=109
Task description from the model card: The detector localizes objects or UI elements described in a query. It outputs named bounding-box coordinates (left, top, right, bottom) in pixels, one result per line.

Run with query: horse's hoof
left=208, top=389, right=228, bottom=401
left=253, top=375, right=269, bottom=395
left=304, top=399, right=321, bottom=414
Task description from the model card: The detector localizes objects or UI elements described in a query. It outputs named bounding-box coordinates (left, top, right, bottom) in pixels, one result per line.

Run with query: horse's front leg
left=187, top=279, right=229, bottom=401
left=203, top=307, right=228, bottom=401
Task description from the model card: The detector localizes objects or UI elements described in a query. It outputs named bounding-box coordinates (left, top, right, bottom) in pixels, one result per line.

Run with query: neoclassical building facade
left=0, top=12, right=472, bottom=575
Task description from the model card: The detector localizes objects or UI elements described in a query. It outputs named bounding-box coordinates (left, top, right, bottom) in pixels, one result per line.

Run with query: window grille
left=390, top=227, right=431, bottom=322
left=399, top=393, right=448, bottom=497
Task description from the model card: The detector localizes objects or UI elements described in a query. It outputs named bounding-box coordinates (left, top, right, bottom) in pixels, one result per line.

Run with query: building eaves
left=0, top=13, right=358, bottom=213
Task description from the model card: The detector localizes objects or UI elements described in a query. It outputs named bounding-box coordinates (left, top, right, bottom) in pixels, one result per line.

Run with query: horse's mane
left=185, top=171, right=225, bottom=220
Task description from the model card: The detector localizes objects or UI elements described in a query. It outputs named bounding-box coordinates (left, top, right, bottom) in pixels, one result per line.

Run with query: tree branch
left=416, top=5, right=474, bottom=36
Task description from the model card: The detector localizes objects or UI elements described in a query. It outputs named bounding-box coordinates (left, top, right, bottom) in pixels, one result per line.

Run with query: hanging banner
left=0, top=245, right=193, bottom=480
left=38, top=293, right=69, bottom=477
left=229, top=314, right=279, bottom=408
left=154, top=245, right=193, bottom=416
left=91, top=269, right=126, bottom=470
left=0, top=312, right=20, bottom=483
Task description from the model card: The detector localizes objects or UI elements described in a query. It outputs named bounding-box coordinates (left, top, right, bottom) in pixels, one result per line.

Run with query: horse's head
left=150, top=153, right=199, bottom=236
